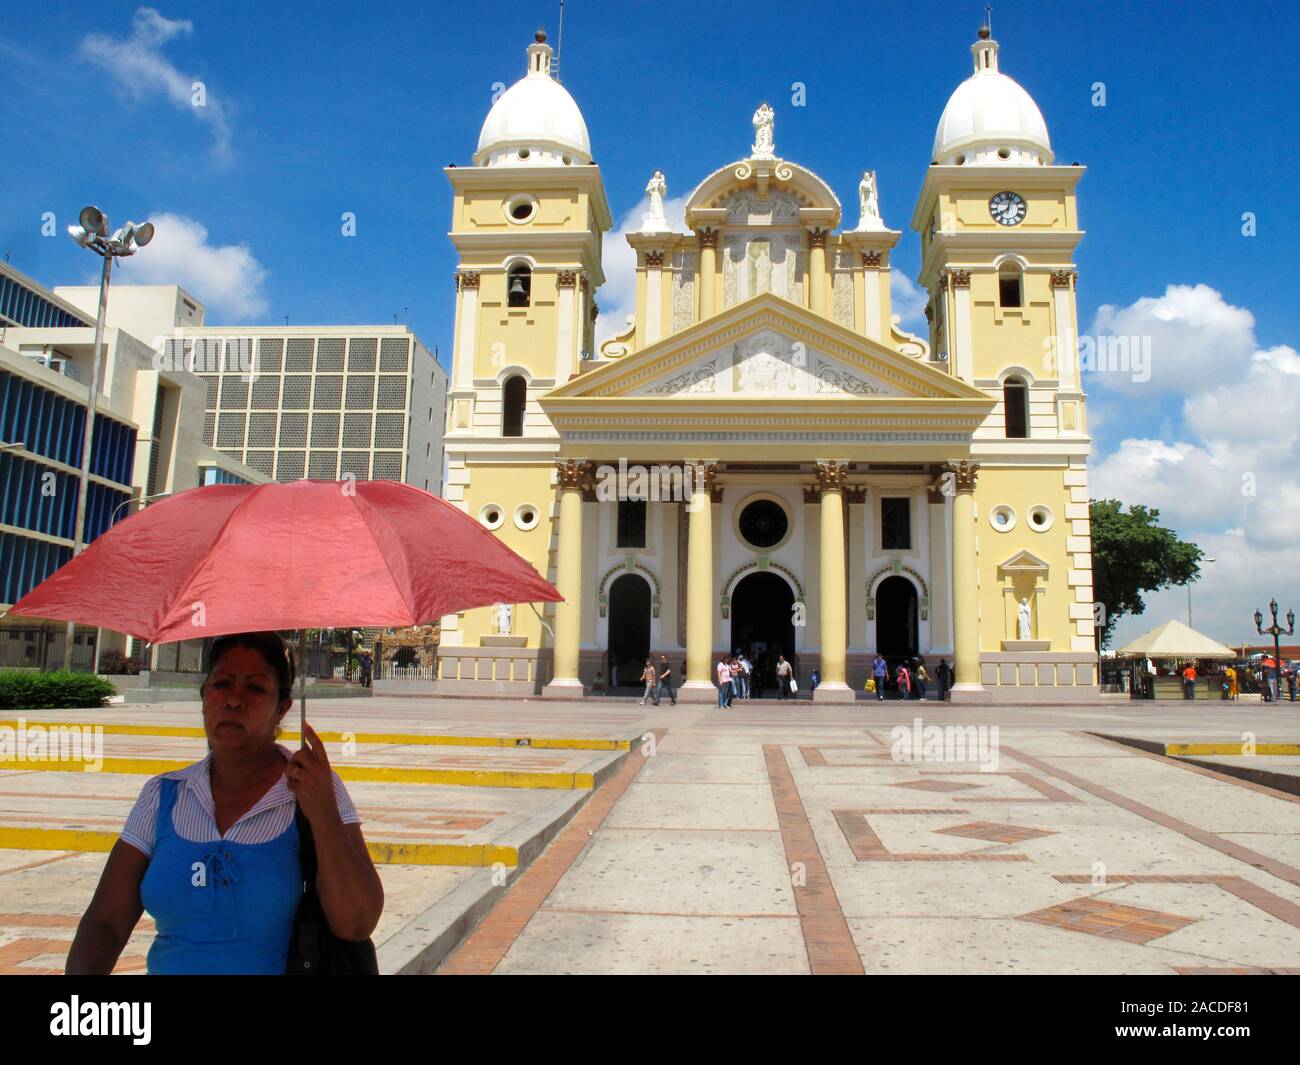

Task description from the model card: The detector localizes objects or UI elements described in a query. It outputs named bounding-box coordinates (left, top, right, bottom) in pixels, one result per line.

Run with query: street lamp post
left=62, top=207, right=155, bottom=671
left=1253, top=599, right=1294, bottom=704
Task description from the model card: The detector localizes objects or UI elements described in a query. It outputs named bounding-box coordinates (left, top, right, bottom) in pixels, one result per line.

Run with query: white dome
left=475, top=32, right=591, bottom=167
left=932, top=35, right=1052, bottom=167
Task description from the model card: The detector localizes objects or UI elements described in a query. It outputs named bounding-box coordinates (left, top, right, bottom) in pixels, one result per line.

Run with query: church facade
left=438, top=28, right=1099, bottom=702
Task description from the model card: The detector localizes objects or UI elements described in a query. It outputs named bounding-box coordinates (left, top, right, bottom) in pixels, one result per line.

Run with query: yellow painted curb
left=0, top=720, right=630, bottom=752
left=1166, top=743, right=1300, bottom=756
left=0, top=827, right=518, bottom=867
left=0, top=756, right=594, bottom=790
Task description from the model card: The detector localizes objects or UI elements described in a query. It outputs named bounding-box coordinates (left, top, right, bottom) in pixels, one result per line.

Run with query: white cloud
left=115, top=212, right=268, bottom=320
left=890, top=271, right=927, bottom=335
left=1088, top=283, right=1256, bottom=395
left=1090, top=285, right=1300, bottom=647
left=595, top=193, right=689, bottom=346
left=80, top=7, right=232, bottom=160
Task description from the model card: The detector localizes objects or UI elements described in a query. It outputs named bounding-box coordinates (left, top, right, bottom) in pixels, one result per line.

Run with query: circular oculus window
left=990, top=505, right=1017, bottom=532
left=513, top=504, right=540, bottom=531
left=1027, top=505, right=1054, bottom=532
left=479, top=504, right=505, bottom=530
left=504, top=194, right=537, bottom=224
left=738, top=499, right=790, bottom=550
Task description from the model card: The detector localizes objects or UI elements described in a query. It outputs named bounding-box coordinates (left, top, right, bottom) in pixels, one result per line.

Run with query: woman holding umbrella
left=66, top=631, right=383, bottom=974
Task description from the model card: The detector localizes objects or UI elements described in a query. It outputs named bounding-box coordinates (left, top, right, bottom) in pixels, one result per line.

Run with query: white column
left=1051, top=275, right=1078, bottom=391
left=454, top=274, right=479, bottom=391
left=951, top=272, right=973, bottom=383
left=863, top=258, right=882, bottom=341
left=645, top=255, right=663, bottom=345
left=555, top=273, right=576, bottom=380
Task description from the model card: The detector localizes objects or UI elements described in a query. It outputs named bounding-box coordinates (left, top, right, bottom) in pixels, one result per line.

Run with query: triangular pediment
left=546, top=293, right=989, bottom=403
left=999, top=550, right=1050, bottom=573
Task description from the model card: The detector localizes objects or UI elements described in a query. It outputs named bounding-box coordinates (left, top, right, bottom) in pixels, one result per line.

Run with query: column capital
left=812, top=460, right=849, bottom=493
left=556, top=270, right=578, bottom=288
left=948, top=269, right=971, bottom=289
left=1051, top=269, right=1077, bottom=289
left=937, top=273, right=949, bottom=293
left=456, top=270, right=480, bottom=290
left=845, top=485, right=866, bottom=505
left=555, top=459, right=594, bottom=492
left=941, top=460, right=980, bottom=493
left=645, top=250, right=665, bottom=268
left=802, top=485, right=821, bottom=504
left=696, top=227, right=719, bottom=249
left=807, top=227, right=829, bottom=249
left=861, top=250, right=882, bottom=268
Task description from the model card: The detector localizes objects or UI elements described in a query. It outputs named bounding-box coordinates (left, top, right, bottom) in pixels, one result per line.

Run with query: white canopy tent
left=1115, top=619, right=1236, bottom=660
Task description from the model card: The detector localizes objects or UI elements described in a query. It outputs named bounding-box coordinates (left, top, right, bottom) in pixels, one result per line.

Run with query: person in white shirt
left=716, top=656, right=733, bottom=709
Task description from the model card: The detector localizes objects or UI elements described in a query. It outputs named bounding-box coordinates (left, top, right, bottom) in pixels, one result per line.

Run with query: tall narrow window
left=881, top=497, right=911, bottom=550
left=1003, top=376, right=1028, bottom=438
left=502, top=375, right=526, bottom=437
left=999, top=265, right=1022, bottom=308
left=617, top=500, right=647, bottom=548
left=507, top=265, right=531, bottom=308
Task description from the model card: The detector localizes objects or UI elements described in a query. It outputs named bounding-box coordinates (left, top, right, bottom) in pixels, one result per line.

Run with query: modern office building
left=55, top=286, right=450, bottom=494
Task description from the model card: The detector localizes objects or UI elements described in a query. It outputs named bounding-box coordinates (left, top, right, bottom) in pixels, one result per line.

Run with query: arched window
left=502, top=375, right=526, bottom=437
left=507, top=264, right=531, bottom=308
left=1003, top=376, right=1028, bottom=438
left=998, top=264, right=1022, bottom=308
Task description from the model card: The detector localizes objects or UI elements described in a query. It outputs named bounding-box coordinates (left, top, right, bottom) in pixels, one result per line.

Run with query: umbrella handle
left=298, top=630, right=307, bottom=743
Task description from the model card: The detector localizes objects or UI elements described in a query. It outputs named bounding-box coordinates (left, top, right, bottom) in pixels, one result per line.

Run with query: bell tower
left=439, top=30, right=611, bottom=658
left=910, top=27, right=1100, bottom=687
left=444, top=29, right=612, bottom=443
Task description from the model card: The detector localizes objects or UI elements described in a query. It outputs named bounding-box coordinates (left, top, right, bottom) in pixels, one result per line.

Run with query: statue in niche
left=751, top=103, right=775, bottom=159
left=857, top=170, right=882, bottom=229
left=496, top=603, right=513, bottom=635
left=642, top=170, right=668, bottom=232
left=747, top=239, right=772, bottom=295
left=1017, top=597, right=1032, bottom=640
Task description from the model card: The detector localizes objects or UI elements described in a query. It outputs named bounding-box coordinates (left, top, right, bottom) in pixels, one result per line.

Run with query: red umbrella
left=7, top=480, right=560, bottom=724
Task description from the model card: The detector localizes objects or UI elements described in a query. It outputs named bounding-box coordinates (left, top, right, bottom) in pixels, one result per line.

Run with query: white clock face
left=989, top=191, right=1027, bottom=226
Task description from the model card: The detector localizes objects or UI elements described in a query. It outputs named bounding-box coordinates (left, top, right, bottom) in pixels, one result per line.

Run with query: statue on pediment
left=752, top=103, right=775, bottom=159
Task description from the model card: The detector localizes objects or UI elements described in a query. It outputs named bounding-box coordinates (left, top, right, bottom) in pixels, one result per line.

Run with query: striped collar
left=166, top=743, right=294, bottom=829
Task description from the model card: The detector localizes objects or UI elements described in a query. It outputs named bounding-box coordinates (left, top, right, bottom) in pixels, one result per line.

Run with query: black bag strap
left=295, top=803, right=318, bottom=890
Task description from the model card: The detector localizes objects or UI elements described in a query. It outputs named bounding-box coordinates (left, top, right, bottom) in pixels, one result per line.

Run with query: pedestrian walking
left=359, top=651, right=373, bottom=688
left=914, top=660, right=929, bottom=701
left=896, top=662, right=912, bottom=701
left=775, top=655, right=793, bottom=700
left=656, top=654, right=677, bottom=706
left=639, top=659, right=657, bottom=705
left=717, top=655, right=733, bottom=709
left=871, top=654, right=887, bottom=701
left=1226, top=665, right=1238, bottom=701
left=936, top=659, right=952, bottom=702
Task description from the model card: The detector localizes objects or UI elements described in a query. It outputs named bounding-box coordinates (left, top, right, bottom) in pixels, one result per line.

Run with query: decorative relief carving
left=556, top=270, right=577, bottom=288
left=722, top=188, right=803, bottom=224
left=457, top=271, right=480, bottom=290
left=555, top=459, right=594, bottom=492
left=862, top=250, right=882, bottom=268
left=845, top=486, right=867, bottom=505
left=937, top=273, right=949, bottom=292
left=649, top=362, right=718, bottom=395
left=815, top=360, right=886, bottom=395
left=579, top=275, right=590, bottom=292
left=1050, top=270, right=1073, bottom=289
left=813, top=461, right=849, bottom=493
left=941, top=460, right=979, bottom=493
left=831, top=269, right=854, bottom=328
left=672, top=251, right=696, bottom=331
left=802, top=486, right=821, bottom=504
left=949, top=270, right=972, bottom=289
left=697, top=227, right=720, bottom=249
left=645, top=251, right=665, bottom=268
left=807, top=227, right=828, bottom=249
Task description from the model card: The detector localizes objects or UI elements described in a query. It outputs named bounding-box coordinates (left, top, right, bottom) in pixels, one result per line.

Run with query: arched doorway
left=607, top=574, right=651, bottom=690
left=875, top=576, right=918, bottom=686
left=730, top=571, right=796, bottom=698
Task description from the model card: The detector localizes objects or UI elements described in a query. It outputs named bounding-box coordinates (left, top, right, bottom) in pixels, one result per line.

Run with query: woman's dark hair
left=202, top=631, right=296, bottom=705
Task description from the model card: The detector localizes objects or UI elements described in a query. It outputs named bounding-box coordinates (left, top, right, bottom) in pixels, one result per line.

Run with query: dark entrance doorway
left=875, top=576, right=918, bottom=684
left=607, top=574, right=651, bottom=689
left=730, top=571, right=796, bottom=697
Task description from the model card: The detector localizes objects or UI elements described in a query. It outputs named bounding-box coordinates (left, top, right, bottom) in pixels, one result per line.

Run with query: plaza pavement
left=1, top=692, right=1297, bottom=974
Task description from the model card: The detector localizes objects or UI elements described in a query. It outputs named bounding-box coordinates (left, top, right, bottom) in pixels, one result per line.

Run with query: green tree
left=1090, top=500, right=1204, bottom=647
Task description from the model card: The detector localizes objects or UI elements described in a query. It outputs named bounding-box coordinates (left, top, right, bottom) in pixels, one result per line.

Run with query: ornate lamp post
left=1253, top=599, right=1294, bottom=703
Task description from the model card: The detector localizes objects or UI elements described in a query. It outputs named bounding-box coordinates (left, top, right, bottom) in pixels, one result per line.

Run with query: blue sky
left=2, top=1, right=1298, bottom=645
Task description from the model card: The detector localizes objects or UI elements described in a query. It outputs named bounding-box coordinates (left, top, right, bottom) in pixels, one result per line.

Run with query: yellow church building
left=437, top=28, right=1099, bottom=703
